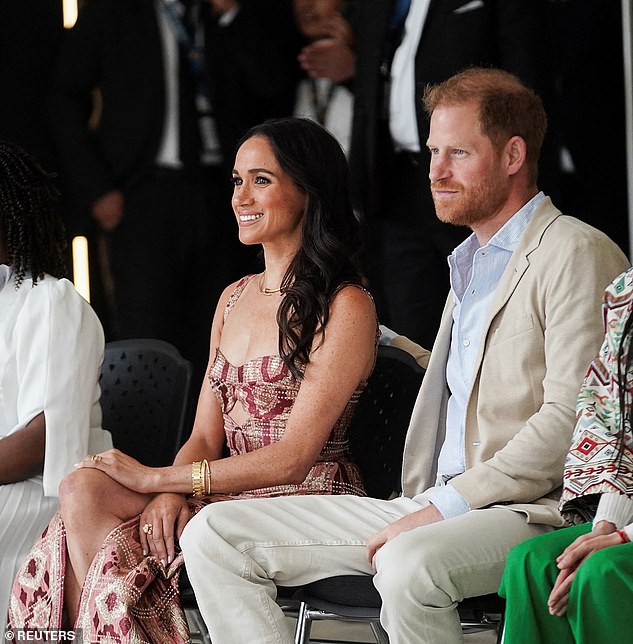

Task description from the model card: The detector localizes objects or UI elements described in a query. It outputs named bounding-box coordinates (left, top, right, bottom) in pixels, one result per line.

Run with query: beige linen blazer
left=400, top=197, right=630, bottom=526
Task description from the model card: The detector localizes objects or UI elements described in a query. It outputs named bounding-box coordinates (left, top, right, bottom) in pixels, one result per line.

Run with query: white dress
left=0, top=266, right=112, bottom=633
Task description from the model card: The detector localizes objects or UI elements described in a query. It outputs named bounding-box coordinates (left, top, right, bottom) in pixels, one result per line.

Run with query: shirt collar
left=451, top=191, right=545, bottom=262
left=487, top=191, right=545, bottom=252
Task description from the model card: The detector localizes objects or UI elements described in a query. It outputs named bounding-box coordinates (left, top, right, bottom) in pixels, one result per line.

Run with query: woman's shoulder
left=21, top=275, right=84, bottom=304
left=328, top=283, right=378, bottom=331
left=218, top=274, right=258, bottom=321
left=16, top=275, right=104, bottom=343
left=330, top=283, right=376, bottom=311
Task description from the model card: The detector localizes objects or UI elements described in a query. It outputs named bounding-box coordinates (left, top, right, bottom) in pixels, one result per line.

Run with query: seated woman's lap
left=504, top=524, right=592, bottom=580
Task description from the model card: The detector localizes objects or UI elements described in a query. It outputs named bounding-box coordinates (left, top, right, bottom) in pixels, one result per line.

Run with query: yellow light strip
left=63, top=0, right=78, bottom=29
left=72, top=236, right=91, bottom=302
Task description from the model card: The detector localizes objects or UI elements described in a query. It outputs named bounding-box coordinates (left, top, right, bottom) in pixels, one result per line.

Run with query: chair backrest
left=100, top=338, right=193, bottom=467
left=348, top=344, right=425, bottom=499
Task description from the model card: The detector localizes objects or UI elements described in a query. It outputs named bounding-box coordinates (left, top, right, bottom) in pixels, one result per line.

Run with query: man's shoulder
left=516, top=201, right=629, bottom=285
left=533, top=205, right=624, bottom=257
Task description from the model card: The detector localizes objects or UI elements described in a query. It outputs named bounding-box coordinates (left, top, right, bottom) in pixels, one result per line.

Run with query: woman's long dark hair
left=237, top=118, right=363, bottom=379
left=0, top=141, right=67, bottom=288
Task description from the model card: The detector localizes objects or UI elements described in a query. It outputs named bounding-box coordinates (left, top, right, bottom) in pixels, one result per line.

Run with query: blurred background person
left=543, top=0, right=629, bottom=255
left=0, top=141, right=111, bottom=634
left=47, top=0, right=300, bottom=404
left=299, top=0, right=555, bottom=349
left=292, top=0, right=358, bottom=155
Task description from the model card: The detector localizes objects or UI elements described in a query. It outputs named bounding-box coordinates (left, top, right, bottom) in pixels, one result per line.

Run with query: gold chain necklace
left=258, top=272, right=282, bottom=296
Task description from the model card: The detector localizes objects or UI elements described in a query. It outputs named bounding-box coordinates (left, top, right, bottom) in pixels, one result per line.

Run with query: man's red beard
left=431, top=175, right=509, bottom=229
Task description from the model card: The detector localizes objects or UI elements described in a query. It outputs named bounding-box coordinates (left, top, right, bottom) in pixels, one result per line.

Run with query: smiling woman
left=10, top=118, right=378, bottom=642
left=231, top=135, right=307, bottom=253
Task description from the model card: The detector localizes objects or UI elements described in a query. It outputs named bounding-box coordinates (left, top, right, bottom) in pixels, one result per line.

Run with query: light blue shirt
left=418, top=192, right=545, bottom=518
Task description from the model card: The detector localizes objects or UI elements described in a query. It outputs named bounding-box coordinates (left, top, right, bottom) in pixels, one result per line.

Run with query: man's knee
left=373, top=530, right=452, bottom=608
left=181, top=499, right=258, bottom=559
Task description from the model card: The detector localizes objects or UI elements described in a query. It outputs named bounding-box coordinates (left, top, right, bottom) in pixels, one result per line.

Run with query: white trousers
left=180, top=494, right=551, bottom=644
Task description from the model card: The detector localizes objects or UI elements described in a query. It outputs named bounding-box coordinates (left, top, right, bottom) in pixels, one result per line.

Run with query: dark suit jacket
left=205, top=0, right=301, bottom=172
left=349, top=0, right=550, bottom=215
left=48, top=0, right=168, bottom=209
left=48, top=0, right=300, bottom=210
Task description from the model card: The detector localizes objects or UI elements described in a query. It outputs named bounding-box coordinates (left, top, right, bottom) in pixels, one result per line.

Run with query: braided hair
left=616, top=308, right=633, bottom=467
left=0, top=141, right=67, bottom=288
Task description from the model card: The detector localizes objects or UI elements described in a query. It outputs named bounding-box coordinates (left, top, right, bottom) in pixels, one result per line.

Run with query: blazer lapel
left=469, top=197, right=561, bottom=376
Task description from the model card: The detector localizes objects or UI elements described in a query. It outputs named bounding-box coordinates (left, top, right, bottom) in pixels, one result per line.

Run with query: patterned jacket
left=561, top=267, right=633, bottom=524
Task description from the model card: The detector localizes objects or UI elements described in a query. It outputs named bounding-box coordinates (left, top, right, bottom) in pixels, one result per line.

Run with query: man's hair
left=423, top=67, right=547, bottom=184
left=0, top=140, right=67, bottom=288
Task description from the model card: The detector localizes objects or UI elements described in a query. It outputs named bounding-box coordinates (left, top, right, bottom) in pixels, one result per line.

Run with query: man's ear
left=504, top=135, right=527, bottom=177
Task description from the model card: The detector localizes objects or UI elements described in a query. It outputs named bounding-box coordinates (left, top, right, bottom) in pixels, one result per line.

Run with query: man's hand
left=298, top=38, right=355, bottom=82
left=91, top=189, right=124, bottom=231
left=366, top=504, right=443, bottom=566
left=205, top=0, right=239, bottom=16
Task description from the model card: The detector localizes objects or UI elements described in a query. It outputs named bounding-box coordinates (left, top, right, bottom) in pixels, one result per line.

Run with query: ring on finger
left=142, top=523, right=153, bottom=535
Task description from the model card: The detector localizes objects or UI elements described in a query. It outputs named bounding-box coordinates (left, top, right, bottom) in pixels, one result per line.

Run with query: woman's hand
left=140, top=493, right=192, bottom=565
left=75, top=449, right=159, bottom=494
left=548, top=521, right=620, bottom=616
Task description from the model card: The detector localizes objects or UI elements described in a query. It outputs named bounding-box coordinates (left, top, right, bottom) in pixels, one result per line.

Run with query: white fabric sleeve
left=414, top=483, right=470, bottom=520
left=14, top=278, right=104, bottom=497
left=378, top=325, right=430, bottom=368
left=593, top=493, right=633, bottom=529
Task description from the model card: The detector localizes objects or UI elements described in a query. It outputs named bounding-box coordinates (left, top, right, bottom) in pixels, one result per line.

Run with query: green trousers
left=499, top=523, right=633, bottom=643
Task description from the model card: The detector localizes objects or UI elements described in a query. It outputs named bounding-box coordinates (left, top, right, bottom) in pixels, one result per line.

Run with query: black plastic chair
left=100, top=338, right=193, bottom=465
left=292, top=345, right=505, bottom=644
left=294, top=577, right=504, bottom=643
left=292, top=344, right=425, bottom=643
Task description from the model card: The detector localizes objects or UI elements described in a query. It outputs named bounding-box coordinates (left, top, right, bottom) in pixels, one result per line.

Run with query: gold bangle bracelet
left=203, top=459, right=211, bottom=496
left=192, top=461, right=205, bottom=497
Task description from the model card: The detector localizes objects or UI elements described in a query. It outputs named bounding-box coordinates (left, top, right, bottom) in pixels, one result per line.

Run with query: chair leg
left=184, top=607, right=212, bottom=644
left=369, top=620, right=390, bottom=644
left=294, top=601, right=313, bottom=644
left=496, top=612, right=504, bottom=644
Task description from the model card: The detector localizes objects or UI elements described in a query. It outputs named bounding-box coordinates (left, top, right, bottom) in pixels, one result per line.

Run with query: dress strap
left=223, top=275, right=256, bottom=322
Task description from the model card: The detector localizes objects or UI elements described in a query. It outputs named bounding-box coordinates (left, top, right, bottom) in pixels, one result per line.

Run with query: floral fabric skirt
left=9, top=511, right=190, bottom=643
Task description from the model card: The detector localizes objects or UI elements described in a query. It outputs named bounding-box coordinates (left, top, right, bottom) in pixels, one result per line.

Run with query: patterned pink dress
left=8, top=276, right=369, bottom=642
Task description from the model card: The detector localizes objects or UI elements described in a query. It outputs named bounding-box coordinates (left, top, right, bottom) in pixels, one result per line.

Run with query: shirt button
left=463, top=339, right=470, bottom=347
left=472, top=441, right=481, bottom=446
